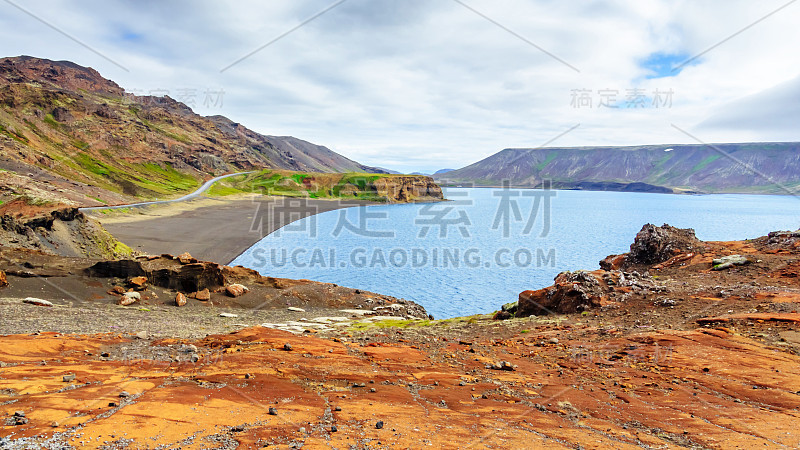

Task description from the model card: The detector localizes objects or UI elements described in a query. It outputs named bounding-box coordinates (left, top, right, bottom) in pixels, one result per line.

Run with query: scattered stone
left=283, top=343, right=293, bottom=351
left=62, top=374, right=75, bottom=382
left=376, top=420, right=384, bottom=429
left=180, top=344, right=198, bottom=353
left=190, top=353, right=200, bottom=363
left=287, top=307, right=306, bottom=312
left=712, top=255, right=749, bottom=271
left=100, top=352, right=110, bottom=357
left=13, top=416, right=28, bottom=425
left=23, top=297, right=53, bottom=307
left=108, top=286, right=126, bottom=296
left=225, top=283, right=249, bottom=297
left=487, top=361, right=515, bottom=371
left=655, top=298, right=677, bottom=307
left=493, top=310, right=511, bottom=320
left=330, top=425, right=338, bottom=432
left=352, top=382, right=366, bottom=388
left=231, top=424, right=245, bottom=432
left=119, top=391, right=130, bottom=398
left=219, top=313, right=238, bottom=318
left=245, top=373, right=252, bottom=379
left=0, top=270, right=7, bottom=288
left=334, top=406, right=342, bottom=412
left=108, top=402, right=118, bottom=407
left=175, top=292, right=187, bottom=307
left=50, top=421, right=59, bottom=428
left=119, top=291, right=140, bottom=306
left=268, top=407, right=278, bottom=415
left=548, top=338, right=559, bottom=345
left=13, top=411, right=24, bottom=418
left=194, top=288, right=211, bottom=301
left=129, top=276, right=147, bottom=290
left=135, top=331, right=148, bottom=340
left=339, top=309, right=376, bottom=316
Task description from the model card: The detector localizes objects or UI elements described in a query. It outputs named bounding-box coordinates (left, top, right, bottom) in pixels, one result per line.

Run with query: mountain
left=434, top=168, right=454, bottom=174
left=434, top=143, right=800, bottom=194
left=373, top=167, right=402, bottom=174
left=0, top=56, right=383, bottom=207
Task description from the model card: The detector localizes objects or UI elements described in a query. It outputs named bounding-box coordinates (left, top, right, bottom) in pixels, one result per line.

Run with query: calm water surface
left=232, top=188, right=800, bottom=318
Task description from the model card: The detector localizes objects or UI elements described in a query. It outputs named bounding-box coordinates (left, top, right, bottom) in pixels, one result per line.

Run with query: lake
left=232, top=188, right=800, bottom=319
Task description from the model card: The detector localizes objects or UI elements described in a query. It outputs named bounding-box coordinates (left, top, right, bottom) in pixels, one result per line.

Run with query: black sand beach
left=91, top=195, right=371, bottom=264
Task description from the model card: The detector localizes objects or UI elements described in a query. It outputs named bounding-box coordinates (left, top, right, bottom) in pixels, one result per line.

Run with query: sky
left=1, top=0, right=799, bottom=173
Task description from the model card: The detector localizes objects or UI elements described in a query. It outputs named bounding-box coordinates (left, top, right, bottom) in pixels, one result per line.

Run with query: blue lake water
left=232, top=188, right=800, bottom=319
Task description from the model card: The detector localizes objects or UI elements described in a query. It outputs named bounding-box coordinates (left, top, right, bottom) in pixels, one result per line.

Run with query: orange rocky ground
left=1, top=226, right=800, bottom=448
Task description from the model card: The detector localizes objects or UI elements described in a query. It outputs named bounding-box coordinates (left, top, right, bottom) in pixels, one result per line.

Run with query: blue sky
left=1, top=0, right=798, bottom=173
left=640, top=52, right=694, bottom=78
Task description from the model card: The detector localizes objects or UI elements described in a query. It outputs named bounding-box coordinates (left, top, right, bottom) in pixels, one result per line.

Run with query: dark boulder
left=627, top=224, right=705, bottom=266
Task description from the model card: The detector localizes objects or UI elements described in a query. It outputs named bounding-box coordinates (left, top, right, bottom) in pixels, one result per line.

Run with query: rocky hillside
left=213, top=170, right=444, bottom=203
left=0, top=200, right=132, bottom=259
left=436, top=142, right=800, bottom=194
left=0, top=56, right=384, bottom=207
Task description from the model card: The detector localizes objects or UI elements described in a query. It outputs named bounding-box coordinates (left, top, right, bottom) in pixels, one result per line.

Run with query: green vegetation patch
left=535, top=152, right=558, bottom=171
left=215, top=170, right=401, bottom=202
left=70, top=152, right=200, bottom=198
left=691, top=154, right=721, bottom=172
left=207, top=183, right=246, bottom=196
left=0, top=123, right=29, bottom=144
left=43, top=113, right=60, bottom=128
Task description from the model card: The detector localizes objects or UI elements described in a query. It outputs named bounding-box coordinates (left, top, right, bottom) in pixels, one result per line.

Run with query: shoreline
left=89, top=194, right=375, bottom=265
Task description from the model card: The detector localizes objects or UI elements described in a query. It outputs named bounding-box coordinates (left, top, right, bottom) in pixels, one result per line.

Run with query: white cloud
left=1, top=0, right=798, bottom=172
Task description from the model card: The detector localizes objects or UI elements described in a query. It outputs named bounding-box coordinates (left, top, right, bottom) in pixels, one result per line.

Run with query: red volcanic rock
left=0, top=270, right=7, bottom=288
left=194, top=288, right=211, bottom=301
left=518, top=271, right=608, bottom=316
left=599, top=254, right=626, bottom=270
left=175, top=292, right=187, bottom=307
left=697, top=313, right=800, bottom=325
left=129, top=276, right=147, bottom=289
left=225, top=284, right=248, bottom=298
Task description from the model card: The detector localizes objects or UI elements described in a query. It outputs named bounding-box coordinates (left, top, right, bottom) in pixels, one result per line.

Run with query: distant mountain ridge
left=435, top=143, right=800, bottom=194
left=0, top=55, right=384, bottom=206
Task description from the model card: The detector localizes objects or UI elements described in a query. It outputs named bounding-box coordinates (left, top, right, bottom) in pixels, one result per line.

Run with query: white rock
left=119, top=291, right=141, bottom=306
left=312, top=316, right=350, bottom=323
left=362, top=315, right=405, bottom=322
left=219, top=313, right=238, bottom=318
left=287, top=307, right=306, bottom=312
left=285, top=321, right=328, bottom=328
left=23, top=297, right=53, bottom=307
